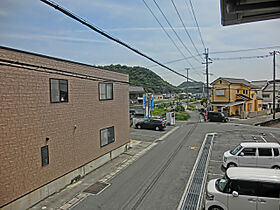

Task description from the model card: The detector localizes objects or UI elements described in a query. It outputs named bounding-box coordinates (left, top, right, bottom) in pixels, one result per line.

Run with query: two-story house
left=261, top=80, right=280, bottom=110
left=210, top=77, right=262, bottom=117
left=0, top=46, right=130, bottom=210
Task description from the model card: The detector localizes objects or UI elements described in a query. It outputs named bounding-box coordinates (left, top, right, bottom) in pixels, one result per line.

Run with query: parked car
left=223, top=142, right=280, bottom=169
left=135, top=119, right=166, bottom=131
left=207, top=111, right=228, bottom=122
left=205, top=167, right=280, bottom=210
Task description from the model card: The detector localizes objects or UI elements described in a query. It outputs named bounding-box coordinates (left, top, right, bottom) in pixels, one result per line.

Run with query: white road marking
left=210, top=160, right=223, bottom=163
left=260, top=136, right=267, bottom=143
left=157, top=126, right=179, bottom=141
left=270, top=133, right=276, bottom=138
left=208, top=173, right=223, bottom=177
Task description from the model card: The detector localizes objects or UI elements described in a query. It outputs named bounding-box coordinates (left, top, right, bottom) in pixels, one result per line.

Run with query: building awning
left=211, top=101, right=246, bottom=107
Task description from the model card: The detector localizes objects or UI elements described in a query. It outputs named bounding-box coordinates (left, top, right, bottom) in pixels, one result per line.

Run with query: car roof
left=240, top=142, right=280, bottom=148
left=227, top=167, right=280, bottom=183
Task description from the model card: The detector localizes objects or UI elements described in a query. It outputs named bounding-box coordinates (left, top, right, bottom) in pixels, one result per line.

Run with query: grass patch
left=152, top=108, right=166, bottom=116
left=187, top=104, right=195, bottom=111
left=175, top=111, right=190, bottom=121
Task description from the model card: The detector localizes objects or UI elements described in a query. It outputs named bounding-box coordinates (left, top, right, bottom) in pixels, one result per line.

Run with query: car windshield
left=216, top=177, right=229, bottom=192
left=230, top=144, right=243, bottom=155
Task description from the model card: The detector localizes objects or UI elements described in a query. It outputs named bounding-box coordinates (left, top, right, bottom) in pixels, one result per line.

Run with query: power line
left=152, top=0, right=202, bottom=64
left=146, top=46, right=280, bottom=66
left=212, top=54, right=272, bottom=61
left=186, top=0, right=206, bottom=49
left=40, top=0, right=198, bottom=82
left=142, top=0, right=193, bottom=68
left=170, top=0, right=203, bottom=59
left=210, top=46, right=280, bottom=54
left=146, top=54, right=201, bottom=68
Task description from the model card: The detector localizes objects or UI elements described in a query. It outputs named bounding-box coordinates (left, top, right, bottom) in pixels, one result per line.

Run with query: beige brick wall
left=0, top=47, right=130, bottom=207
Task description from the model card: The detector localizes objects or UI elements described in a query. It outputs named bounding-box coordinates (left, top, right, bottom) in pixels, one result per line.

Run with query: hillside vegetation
left=178, top=81, right=205, bottom=94
left=98, top=64, right=180, bottom=94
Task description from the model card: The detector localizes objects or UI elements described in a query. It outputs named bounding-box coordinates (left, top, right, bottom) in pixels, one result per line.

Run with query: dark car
left=135, top=119, right=166, bottom=131
left=207, top=111, right=228, bottom=122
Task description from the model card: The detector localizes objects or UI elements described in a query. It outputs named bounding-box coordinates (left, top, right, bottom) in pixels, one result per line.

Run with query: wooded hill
left=98, top=64, right=180, bottom=94
left=177, top=81, right=205, bottom=94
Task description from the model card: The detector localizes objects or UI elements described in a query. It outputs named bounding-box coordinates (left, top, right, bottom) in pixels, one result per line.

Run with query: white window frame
left=99, top=83, right=113, bottom=100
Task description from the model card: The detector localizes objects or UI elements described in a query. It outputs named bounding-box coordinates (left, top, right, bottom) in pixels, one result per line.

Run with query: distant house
left=261, top=80, right=280, bottom=110
left=129, top=86, right=144, bottom=105
left=210, top=77, right=262, bottom=117
left=129, top=86, right=145, bottom=116
left=153, top=94, right=164, bottom=101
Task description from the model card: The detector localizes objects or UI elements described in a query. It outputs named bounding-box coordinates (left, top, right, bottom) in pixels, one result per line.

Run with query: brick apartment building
left=0, top=46, right=130, bottom=209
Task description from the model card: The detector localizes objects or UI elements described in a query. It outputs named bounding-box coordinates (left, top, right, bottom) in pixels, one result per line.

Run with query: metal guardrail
left=178, top=134, right=215, bottom=210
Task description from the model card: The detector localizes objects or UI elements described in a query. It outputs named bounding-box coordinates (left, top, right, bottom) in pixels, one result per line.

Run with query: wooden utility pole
left=185, top=68, right=190, bottom=107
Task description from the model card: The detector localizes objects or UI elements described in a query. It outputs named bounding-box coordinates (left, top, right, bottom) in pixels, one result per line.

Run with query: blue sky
left=0, top=0, right=279, bottom=86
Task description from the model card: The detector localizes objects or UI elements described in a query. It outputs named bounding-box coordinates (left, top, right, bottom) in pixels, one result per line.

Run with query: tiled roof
left=212, top=77, right=251, bottom=87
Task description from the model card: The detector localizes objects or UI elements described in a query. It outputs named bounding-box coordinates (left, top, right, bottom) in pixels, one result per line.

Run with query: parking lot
left=206, top=123, right=280, bottom=182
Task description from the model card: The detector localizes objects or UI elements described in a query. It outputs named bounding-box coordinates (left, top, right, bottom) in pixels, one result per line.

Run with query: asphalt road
left=69, top=114, right=280, bottom=210
left=72, top=113, right=210, bottom=210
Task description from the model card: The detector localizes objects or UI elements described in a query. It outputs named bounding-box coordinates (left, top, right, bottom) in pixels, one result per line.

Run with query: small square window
left=41, top=145, right=49, bottom=167
left=100, top=126, right=115, bottom=147
left=50, top=79, right=68, bottom=103
left=99, top=83, right=113, bottom=100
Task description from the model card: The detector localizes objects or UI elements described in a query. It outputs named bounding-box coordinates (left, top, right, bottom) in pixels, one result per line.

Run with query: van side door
left=257, top=148, right=273, bottom=168
left=257, top=182, right=280, bottom=210
left=238, top=148, right=257, bottom=167
left=227, top=180, right=257, bottom=210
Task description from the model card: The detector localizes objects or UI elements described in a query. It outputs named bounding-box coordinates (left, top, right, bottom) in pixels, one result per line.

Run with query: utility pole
left=273, top=51, right=276, bottom=119
left=185, top=68, right=190, bottom=107
left=203, top=48, right=212, bottom=110
left=270, top=51, right=280, bottom=119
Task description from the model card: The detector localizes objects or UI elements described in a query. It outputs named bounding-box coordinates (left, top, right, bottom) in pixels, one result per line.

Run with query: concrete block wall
left=0, top=46, right=130, bottom=208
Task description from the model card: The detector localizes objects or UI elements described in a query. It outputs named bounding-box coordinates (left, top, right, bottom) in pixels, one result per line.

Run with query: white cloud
left=0, top=33, right=107, bottom=43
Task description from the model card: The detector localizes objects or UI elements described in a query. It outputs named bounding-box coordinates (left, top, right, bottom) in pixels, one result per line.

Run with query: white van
left=205, top=167, right=280, bottom=210
left=222, top=142, right=280, bottom=169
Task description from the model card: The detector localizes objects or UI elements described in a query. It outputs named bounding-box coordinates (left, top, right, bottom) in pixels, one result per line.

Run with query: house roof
left=211, top=77, right=251, bottom=87
left=250, top=80, right=268, bottom=89
left=129, top=86, right=145, bottom=94
left=263, top=83, right=280, bottom=91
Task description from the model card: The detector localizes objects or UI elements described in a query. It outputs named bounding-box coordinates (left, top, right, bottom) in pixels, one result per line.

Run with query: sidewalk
left=228, top=112, right=280, bottom=125
left=30, top=140, right=155, bottom=210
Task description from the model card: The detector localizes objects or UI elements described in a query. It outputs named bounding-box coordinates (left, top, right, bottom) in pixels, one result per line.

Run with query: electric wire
left=210, top=46, right=280, bottom=54
left=152, top=0, right=202, bottom=64
left=212, top=54, right=272, bottom=61
left=171, top=0, right=203, bottom=59
left=152, top=47, right=278, bottom=66
left=146, top=54, right=201, bottom=68
left=40, top=0, right=198, bottom=82
left=142, top=0, right=193, bottom=69
left=187, top=0, right=206, bottom=49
